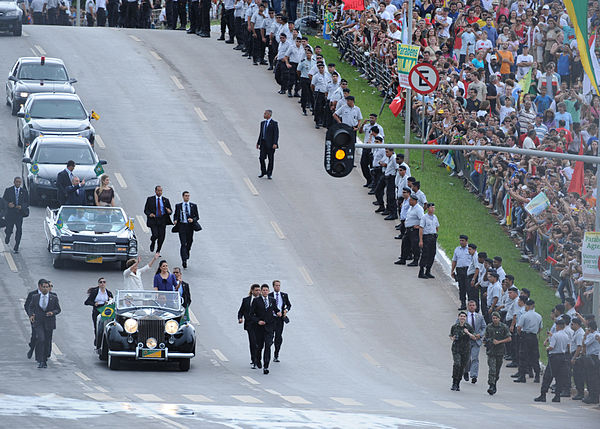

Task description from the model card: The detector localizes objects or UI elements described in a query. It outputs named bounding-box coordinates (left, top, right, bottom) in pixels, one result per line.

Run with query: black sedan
left=6, top=56, right=76, bottom=115
left=22, top=135, right=106, bottom=205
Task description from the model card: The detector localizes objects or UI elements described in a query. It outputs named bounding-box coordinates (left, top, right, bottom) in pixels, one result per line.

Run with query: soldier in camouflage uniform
left=484, top=311, right=512, bottom=395
left=449, top=311, right=476, bottom=391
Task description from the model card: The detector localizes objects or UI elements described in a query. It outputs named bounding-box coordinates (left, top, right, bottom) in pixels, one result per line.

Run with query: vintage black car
left=97, top=290, right=195, bottom=371
left=44, top=205, right=137, bottom=269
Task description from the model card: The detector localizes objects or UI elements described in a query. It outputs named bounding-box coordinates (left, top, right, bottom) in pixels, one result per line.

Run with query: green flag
left=30, top=163, right=39, bottom=175
left=56, top=217, right=64, bottom=230
left=98, top=303, right=115, bottom=320
left=94, top=162, right=104, bottom=177
left=182, top=306, right=190, bottom=323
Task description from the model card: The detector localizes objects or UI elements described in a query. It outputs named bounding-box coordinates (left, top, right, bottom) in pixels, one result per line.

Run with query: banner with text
left=524, top=191, right=550, bottom=216
left=397, top=44, right=421, bottom=88
left=582, top=232, right=600, bottom=281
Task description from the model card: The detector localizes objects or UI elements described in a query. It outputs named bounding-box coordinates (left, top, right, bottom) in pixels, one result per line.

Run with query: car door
left=22, top=139, right=37, bottom=185
left=17, top=95, right=31, bottom=147
left=6, top=59, right=19, bottom=104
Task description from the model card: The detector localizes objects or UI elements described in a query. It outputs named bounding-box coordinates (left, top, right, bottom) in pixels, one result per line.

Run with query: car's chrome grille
left=73, top=242, right=115, bottom=254
left=138, top=319, right=165, bottom=344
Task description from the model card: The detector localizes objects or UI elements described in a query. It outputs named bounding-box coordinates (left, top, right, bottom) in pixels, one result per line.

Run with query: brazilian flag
left=94, top=162, right=104, bottom=177
left=98, top=303, right=115, bottom=320
left=182, top=307, right=190, bottom=323
left=30, top=163, right=39, bottom=175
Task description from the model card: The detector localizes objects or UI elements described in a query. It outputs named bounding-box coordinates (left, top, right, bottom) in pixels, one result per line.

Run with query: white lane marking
left=331, top=313, right=345, bottom=329
left=35, top=45, right=46, bottom=55
left=52, top=343, right=62, bottom=355
left=270, top=221, right=285, bottom=239
left=383, top=399, right=415, bottom=408
left=243, top=177, right=259, bottom=196
left=281, top=396, right=312, bottom=405
left=170, top=75, right=184, bottom=90
left=481, top=402, right=511, bottom=411
left=362, top=353, right=382, bottom=367
left=182, top=394, right=213, bottom=402
left=3, top=252, right=17, bottom=273
left=433, top=401, right=464, bottom=409
left=231, top=395, right=263, bottom=404
left=530, top=404, right=567, bottom=413
left=113, top=172, right=128, bottom=189
left=194, top=106, right=208, bottom=121
left=264, top=389, right=280, bottom=396
left=129, top=35, right=142, bottom=42
left=212, top=349, right=229, bottom=362
left=136, top=215, right=150, bottom=233
left=95, top=134, right=105, bottom=149
left=134, top=393, right=163, bottom=402
left=114, top=191, right=121, bottom=202
left=84, top=392, right=112, bottom=401
left=152, top=414, right=189, bottom=429
left=30, top=47, right=37, bottom=56
left=299, top=266, right=313, bottom=285
left=242, top=376, right=260, bottom=385
left=149, top=50, right=162, bottom=60
left=217, top=140, right=232, bottom=156
left=94, top=386, right=108, bottom=393
left=188, top=309, right=199, bottom=325
left=74, top=371, right=91, bottom=382
left=331, top=397, right=363, bottom=406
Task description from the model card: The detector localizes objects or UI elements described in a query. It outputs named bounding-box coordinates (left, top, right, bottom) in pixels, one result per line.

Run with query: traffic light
left=324, top=123, right=355, bottom=178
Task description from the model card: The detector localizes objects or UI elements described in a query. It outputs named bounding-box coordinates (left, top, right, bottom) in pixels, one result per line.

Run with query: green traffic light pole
left=354, top=142, right=600, bottom=319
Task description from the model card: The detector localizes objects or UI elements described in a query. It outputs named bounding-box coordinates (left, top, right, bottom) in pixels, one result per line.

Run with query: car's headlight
left=33, top=176, right=51, bottom=185
left=146, top=337, right=157, bottom=349
left=165, top=320, right=179, bottom=335
left=51, top=237, right=60, bottom=252
left=18, top=92, right=29, bottom=98
left=128, top=239, right=137, bottom=255
left=124, top=318, right=138, bottom=334
left=86, top=178, right=99, bottom=186
left=5, top=10, right=18, bottom=17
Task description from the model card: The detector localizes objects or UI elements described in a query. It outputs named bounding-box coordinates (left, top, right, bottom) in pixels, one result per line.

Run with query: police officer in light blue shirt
left=451, top=235, right=471, bottom=310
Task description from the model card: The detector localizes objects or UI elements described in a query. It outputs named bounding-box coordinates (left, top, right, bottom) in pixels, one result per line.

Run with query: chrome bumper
left=108, top=350, right=194, bottom=359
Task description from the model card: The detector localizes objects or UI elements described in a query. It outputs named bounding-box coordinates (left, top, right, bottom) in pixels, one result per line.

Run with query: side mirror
left=16, top=112, right=25, bottom=118
left=69, top=78, right=77, bottom=84
left=22, top=157, right=31, bottom=163
left=99, top=160, right=107, bottom=165
left=8, top=76, right=17, bottom=82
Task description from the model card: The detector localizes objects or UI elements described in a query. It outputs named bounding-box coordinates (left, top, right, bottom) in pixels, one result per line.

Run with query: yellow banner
left=397, top=44, right=421, bottom=88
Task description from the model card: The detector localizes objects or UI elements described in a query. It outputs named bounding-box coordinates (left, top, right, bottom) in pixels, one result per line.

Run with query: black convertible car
left=97, top=290, right=195, bottom=371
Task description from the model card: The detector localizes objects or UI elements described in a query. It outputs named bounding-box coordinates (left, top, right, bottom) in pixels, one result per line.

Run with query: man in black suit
left=172, top=267, right=192, bottom=309
left=251, top=284, right=281, bottom=374
left=172, top=191, right=200, bottom=269
left=256, top=109, right=279, bottom=179
left=3, top=176, right=29, bottom=253
left=144, top=185, right=173, bottom=252
left=64, top=176, right=87, bottom=205
left=56, top=160, right=76, bottom=205
left=238, top=284, right=261, bottom=368
left=24, top=279, right=57, bottom=360
left=268, top=280, right=292, bottom=362
left=27, top=279, right=61, bottom=368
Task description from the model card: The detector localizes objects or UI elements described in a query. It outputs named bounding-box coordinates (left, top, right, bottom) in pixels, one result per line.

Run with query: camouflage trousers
left=452, top=348, right=470, bottom=381
left=487, top=354, right=504, bottom=385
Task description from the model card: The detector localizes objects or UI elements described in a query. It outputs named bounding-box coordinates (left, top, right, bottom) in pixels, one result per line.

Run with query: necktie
left=471, top=313, right=475, bottom=329
left=276, top=293, right=281, bottom=309
left=15, top=188, right=19, bottom=205
left=41, top=294, right=48, bottom=310
left=184, top=203, right=189, bottom=221
left=263, top=120, right=268, bottom=138
left=156, top=197, right=161, bottom=216
left=264, top=297, right=268, bottom=309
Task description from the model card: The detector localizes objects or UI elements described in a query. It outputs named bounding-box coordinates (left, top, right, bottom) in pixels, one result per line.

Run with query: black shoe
left=13, top=247, right=18, bottom=253
left=4, top=235, right=9, bottom=244
left=380, top=211, right=390, bottom=216
left=251, top=363, right=257, bottom=369
left=582, top=395, right=600, bottom=404
left=455, top=383, right=460, bottom=392
left=233, top=45, right=243, bottom=50
left=256, top=361, right=262, bottom=369
left=293, top=92, right=300, bottom=97
left=534, top=394, right=546, bottom=402
left=150, top=241, right=155, bottom=252
left=551, top=395, right=560, bottom=403
left=226, top=39, right=234, bottom=44
left=572, top=393, right=584, bottom=400
left=287, top=92, right=293, bottom=98
left=263, top=368, right=269, bottom=375
left=182, top=260, right=187, bottom=269
left=394, top=259, right=406, bottom=265
left=374, top=207, right=385, bottom=213
left=303, top=110, right=307, bottom=116
left=394, top=234, right=403, bottom=239
left=471, top=377, right=477, bottom=384
left=534, top=375, right=540, bottom=383
left=217, top=36, right=225, bottom=40
left=273, top=357, right=280, bottom=362
left=463, top=373, right=469, bottom=382
left=260, top=60, right=268, bottom=65
left=513, top=377, right=526, bottom=383
left=267, top=66, right=273, bottom=70
left=425, top=271, right=435, bottom=278
left=528, top=370, right=534, bottom=378
left=315, top=125, right=320, bottom=129
left=278, top=90, right=285, bottom=94
left=267, top=176, right=272, bottom=180
left=37, top=361, right=46, bottom=368
left=451, top=382, right=458, bottom=391
left=506, top=362, right=518, bottom=368
left=27, top=347, right=34, bottom=359
left=510, top=372, right=521, bottom=378
left=199, top=33, right=210, bottom=38
left=242, top=53, right=250, bottom=57
left=418, top=270, right=427, bottom=279
left=407, top=262, right=419, bottom=267
left=384, top=215, right=398, bottom=221
left=253, top=61, right=258, bottom=65
left=258, top=174, right=265, bottom=178
left=187, top=29, right=195, bottom=34
left=367, top=190, right=375, bottom=195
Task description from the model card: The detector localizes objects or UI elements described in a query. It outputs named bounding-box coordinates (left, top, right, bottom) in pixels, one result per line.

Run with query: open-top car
left=97, top=290, right=195, bottom=371
left=44, top=205, right=137, bottom=269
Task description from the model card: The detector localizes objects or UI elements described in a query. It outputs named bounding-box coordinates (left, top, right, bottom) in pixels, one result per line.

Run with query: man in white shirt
left=515, top=46, right=534, bottom=81
left=30, top=0, right=48, bottom=24
left=388, top=22, right=401, bottom=41
left=436, top=8, right=452, bottom=41
left=123, top=253, right=160, bottom=290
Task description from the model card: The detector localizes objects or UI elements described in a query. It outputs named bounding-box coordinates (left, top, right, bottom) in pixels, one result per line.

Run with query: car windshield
left=18, top=63, right=68, bottom=81
left=58, top=207, right=126, bottom=233
left=35, top=144, right=94, bottom=165
left=116, top=290, right=181, bottom=311
left=29, top=99, right=86, bottom=120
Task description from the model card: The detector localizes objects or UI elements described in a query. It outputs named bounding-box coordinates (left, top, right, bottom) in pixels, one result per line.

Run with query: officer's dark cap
left=327, top=63, right=336, bottom=67
left=398, top=165, right=407, bottom=171
left=397, top=153, right=405, bottom=158
left=301, top=36, right=308, bottom=40
left=402, top=187, right=411, bottom=193
left=494, top=256, right=503, bottom=262
left=345, top=95, right=355, bottom=101
left=410, top=194, right=419, bottom=201
left=485, top=258, right=493, bottom=264
left=331, top=71, right=339, bottom=77
left=458, top=310, right=467, bottom=317
left=374, top=135, right=384, bottom=141
left=342, top=88, right=350, bottom=93
left=427, top=202, right=435, bottom=207
left=280, top=32, right=287, bottom=38
left=491, top=311, right=501, bottom=319
left=555, top=318, right=566, bottom=326
left=468, top=243, right=477, bottom=249
left=571, top=317, right=582, bottom=326
left=518, top=296, right=528, bottom=303
left=413, top=181, right=420, bottom=187
left=487, top=270, right=498, bottom=278
left=506, top=274, right=515, bottom=281
left=459, top=234, right=468, bottom=240
left=526, top=299, right=535, bottom=306
left=508, top=286, right=518, bottom=292
left=370, top=113, right=378, bottom=117
left=317, top=62, right=324, bottom=67
left=341, top=79, right=348, bottom=84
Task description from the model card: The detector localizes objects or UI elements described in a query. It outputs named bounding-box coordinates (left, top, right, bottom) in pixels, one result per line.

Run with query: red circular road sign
left=408, top=63, right=440, bottom=95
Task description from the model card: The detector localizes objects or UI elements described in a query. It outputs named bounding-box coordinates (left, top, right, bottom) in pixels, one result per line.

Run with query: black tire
left=119, top=260, right=127, bottom=271
left=99, top=336, right=108, bottom=361
left=11, top=100, right=18, bottom=116
left=5, top=94, right=10, bottom=106
left=13, top=22, right=22, bottom=37
left=108, top=354, right=120, bottom=370
left=17, top=134, right=22, bottom=148
left=178, top=358, right=190, bottom=371
left=52, top=258, right=63, bottom=269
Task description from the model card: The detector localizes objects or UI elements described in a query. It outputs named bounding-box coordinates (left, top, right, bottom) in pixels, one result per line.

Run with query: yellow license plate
left=86, top=256, right=103, bottom=264
left=141, top=349, right=165, bottom=359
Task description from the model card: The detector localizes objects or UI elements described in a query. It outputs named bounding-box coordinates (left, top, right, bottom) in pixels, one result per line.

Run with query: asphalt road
left=0, top=26, right=597, bottom=428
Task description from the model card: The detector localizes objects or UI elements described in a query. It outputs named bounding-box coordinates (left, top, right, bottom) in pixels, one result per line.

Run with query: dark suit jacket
left=176, top=280, right=192, bottom=308
left=25, top=289, right=57, bottom=316
left=238, top=295, right=255, bottom=331
left=172, top=202, right=200, bottom=233
left=65, top=184, right=87, bottom=205
left=268, top=291, right=292, bottom=314
left=257, top=119, right=279, bottom=150
left=2, top=186, right=29, bottom=218
left=144, top=195, right=173, bottom=227
left=28, top=293, right=61, bottom=330
left=56, top=169, right=72, bottom=204
left=250, top=295, right=279, bottom=329
left=84, top=287, right=114, bottom=307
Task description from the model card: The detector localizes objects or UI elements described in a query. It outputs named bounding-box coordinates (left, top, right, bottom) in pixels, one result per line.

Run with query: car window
left=28, top=98, right=86, bottom=120
left=10, top=61, right=19, bottom=77
left=17, top=63, right=68, bottom=81
left=59, top=207, right=126, bottom=233
left=35, top=144, right=95, bottom=165
left=29, top=141, right=38, bottom=158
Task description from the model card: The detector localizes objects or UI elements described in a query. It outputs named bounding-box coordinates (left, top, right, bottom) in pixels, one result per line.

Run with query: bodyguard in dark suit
left=173, top=268, right=192, bottom=308
left=56, top=160, right=76, bottom=205
left=256, top=109, right=279, bottom=179
left=268, top=280, right=292, bottom=362
left=172, top=191, right=200, bottom=268
left=27, top=279, right=61, bottom=368
left=144, top=185, right=173, bottom=252
left=3, top=177, right=29, bottom=253
left=64, top=176, right=87, bottom=206
left=238, top=284, right=261, bottom=368
left=251, top=284, right=282, bottom=374
left=84, top=278, right=113, bottom=347
left=24, top=280, right=57, bottom=360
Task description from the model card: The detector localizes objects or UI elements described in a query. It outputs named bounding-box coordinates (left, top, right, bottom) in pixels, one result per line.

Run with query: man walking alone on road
left=144, top=185, right=173, bottom=253
left=27, top=279, right=61, bottom=368
left=451, top=235, right=471, bottom=310
left=3, top=177, right=28, bottom=254
left=172, top=191, right=200, bottom=269
left=256, top=109, right=279, bottom=180
left=418, top=203, right=439, bottom=278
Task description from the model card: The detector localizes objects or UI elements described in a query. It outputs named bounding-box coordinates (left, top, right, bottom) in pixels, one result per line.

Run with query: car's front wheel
left=178, top=358, right=190, bottom=371
left=108, top=354, right=120, bottom=370
left=52, top=258, right=63, bottom=269
left=13, top=22, right=22, bottom=37
left=99, top=335, right=108, bottom=361
left=11, top=98, right=18, bottom=116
